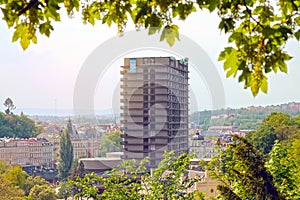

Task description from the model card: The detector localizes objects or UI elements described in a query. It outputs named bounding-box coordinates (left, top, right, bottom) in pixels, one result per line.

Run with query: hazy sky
left=0, top=10, right=300, bottom=115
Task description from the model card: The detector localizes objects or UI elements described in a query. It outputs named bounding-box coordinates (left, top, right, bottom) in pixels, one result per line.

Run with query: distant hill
left=190, top=102, right=300, bottom=130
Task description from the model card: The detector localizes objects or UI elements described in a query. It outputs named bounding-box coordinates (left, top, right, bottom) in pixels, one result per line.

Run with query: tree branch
left=18, top=0, right=39, bottom=16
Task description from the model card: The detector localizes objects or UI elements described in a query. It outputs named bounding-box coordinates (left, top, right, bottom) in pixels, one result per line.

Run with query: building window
left=150, top=145, right=155, bottom=150
left=149, top=58, right=155, bottom=64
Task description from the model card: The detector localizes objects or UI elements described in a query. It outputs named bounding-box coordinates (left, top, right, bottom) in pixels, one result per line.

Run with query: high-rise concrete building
left=120, top=57, right=189, bottom=168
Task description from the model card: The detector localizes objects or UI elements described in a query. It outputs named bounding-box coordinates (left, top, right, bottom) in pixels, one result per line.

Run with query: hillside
left=190, top=102, right=300, bottom=130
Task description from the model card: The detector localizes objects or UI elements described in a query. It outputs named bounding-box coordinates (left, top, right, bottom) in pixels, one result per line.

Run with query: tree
left=247, top=112, right=299, bottom=155
left=23, top=176, right=50, bottom=196
left=3, top=165, right=27, bottom=189
left=99, top=130, right=122, bottom=157
left=57, top=181, right=75, bottom=200
left=69, top=151, right=202, bottom=200
left=0, top=160, right=9, bottom=174
left=208, top=135, right=283, bottom=199
left=70, top=159, right=85, bottom=179
left=3, top=98, right=16, bottom=115
left=265, top=141, right=299, bottom=200
left=0, top=111, right=38, bottom=138
left=58, top=128, right=74, bottom=180
left=0, top=1, right=297, bottom=96
left=28, top=184, right=57, bottom=200
left=0, top=161, right=24, bottom=200
left=0, top=176, right=24, bottom=200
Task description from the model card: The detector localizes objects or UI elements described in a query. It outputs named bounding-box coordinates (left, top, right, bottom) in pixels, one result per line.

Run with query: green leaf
left=39, top=21, right=53, bottom=37
left=197, top=0, right=218, bottom=12
left=262, top=27, right=276, bottom=37
left=253, top=6, right=264, bottom=15
left=219, top=47, right=239, bottom=78
left=228, top=32, right=243, bottom=43
left=32, top=35, right=37, bottom=44
left=279, top=62, right=288, bottom=73
left=148, top=27, right=159, bottom=35
left=20, top=35, right=30, bottom=50
left=207, top=0, right=218, bottom=12
left=12, top=23, right=31, bottom=50
left=160, top=25, right=179, bottom=46
left=294, top=29, right=300, bottom=41
left=12, top=24, right=25, bottom=43
left=295, top=16, right=300, bottom=26
left=46, top=1, right=61, bottom=21
left=260, top=76, right=268, bottom=94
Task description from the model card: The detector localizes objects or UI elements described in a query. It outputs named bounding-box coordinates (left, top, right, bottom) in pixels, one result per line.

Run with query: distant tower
left=120, top=57, right=189, bottom=168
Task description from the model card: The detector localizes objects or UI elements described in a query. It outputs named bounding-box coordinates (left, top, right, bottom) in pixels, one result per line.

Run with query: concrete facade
left=120, top=57, right=189, bottom=168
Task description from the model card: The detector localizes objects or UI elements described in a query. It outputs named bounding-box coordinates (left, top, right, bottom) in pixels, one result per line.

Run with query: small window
left=150, top=145, right=155, bottom=150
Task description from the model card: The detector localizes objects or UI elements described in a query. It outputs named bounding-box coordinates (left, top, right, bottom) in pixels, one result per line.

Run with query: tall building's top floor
left=122, top=57, right=189, bottom=73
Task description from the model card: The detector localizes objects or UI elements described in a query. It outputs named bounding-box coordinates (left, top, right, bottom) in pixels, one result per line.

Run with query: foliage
left=0, top=176, right=24, bottom=200
left=3, top=97, right=16, bottom=115
left=28, top=184, right=57, bottom=200
left=265, top=141, right=300, bottom=200
left=289, top=138, right=300, bottom=167
left=0, top=161, right=56, bottom=199
left=247, top=112, right=299, bottom=154
left=69, top=151, right=203, bottom=200
left=3, top=165, right=27, bottom=188
left=0, top=1, right=298, bottom=95
left=70, top=159, right=85, bottom=179
left=57, top=181, right=76, bottom=200
left=0, top=111, right=38, bottom=138
left=190, top=106, right=300, bottom=131
left=0, top=161, right=25, bottom=200
left=23, top=176, right=50, bottom=196
left=207, top=135, right=283, bottom=199
left=0, top=160, right=9, bottom=174
left=58, top=128, right=74, bottom=180
left=99, top=130, right=122, bottom=157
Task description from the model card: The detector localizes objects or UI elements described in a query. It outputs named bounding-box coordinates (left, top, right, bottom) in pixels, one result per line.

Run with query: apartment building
left=120, top=57, right=189, bottom=168
left=0, top=138, right=52, bottom=168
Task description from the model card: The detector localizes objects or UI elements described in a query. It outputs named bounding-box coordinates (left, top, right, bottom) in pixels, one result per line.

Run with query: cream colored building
left=0, top=138, right=52, bottom=168
left=0, top=120, right=102, bottom=168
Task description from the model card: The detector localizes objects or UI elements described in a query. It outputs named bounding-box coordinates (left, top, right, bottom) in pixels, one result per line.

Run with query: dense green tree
left=266, top=141, right=299, bottom=199
left=289, top=138, right=300, bottom=167
left=3, top=165, right=27, bottom=189
left=0, top=111, right=38, bottom=138
left=247, top=112, right=299, bottom=154
left=0, top=176, right=24, bottom=200
left=99, top=130, right=122, bottom=157
left=0, top=160, right=9, bottom=174
left=28, top=184, right=56, bottom=200
left=58, top=128, right=74, bottom=180
left=1, top=1, right=299, bottom=95
left=69, top=151, right=202, bottom=200
left=247, top=125, right=278, bottom=155
left=0, top=161, right=25, bottom=200
left=291, top=114, right=300, bottom=129
left=23, top=176, right=50, bottom=196
left=208, top=135, right=283, bottom=199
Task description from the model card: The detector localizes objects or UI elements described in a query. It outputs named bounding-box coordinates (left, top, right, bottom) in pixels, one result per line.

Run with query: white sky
left=0, top=9, right=299, bottom=115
